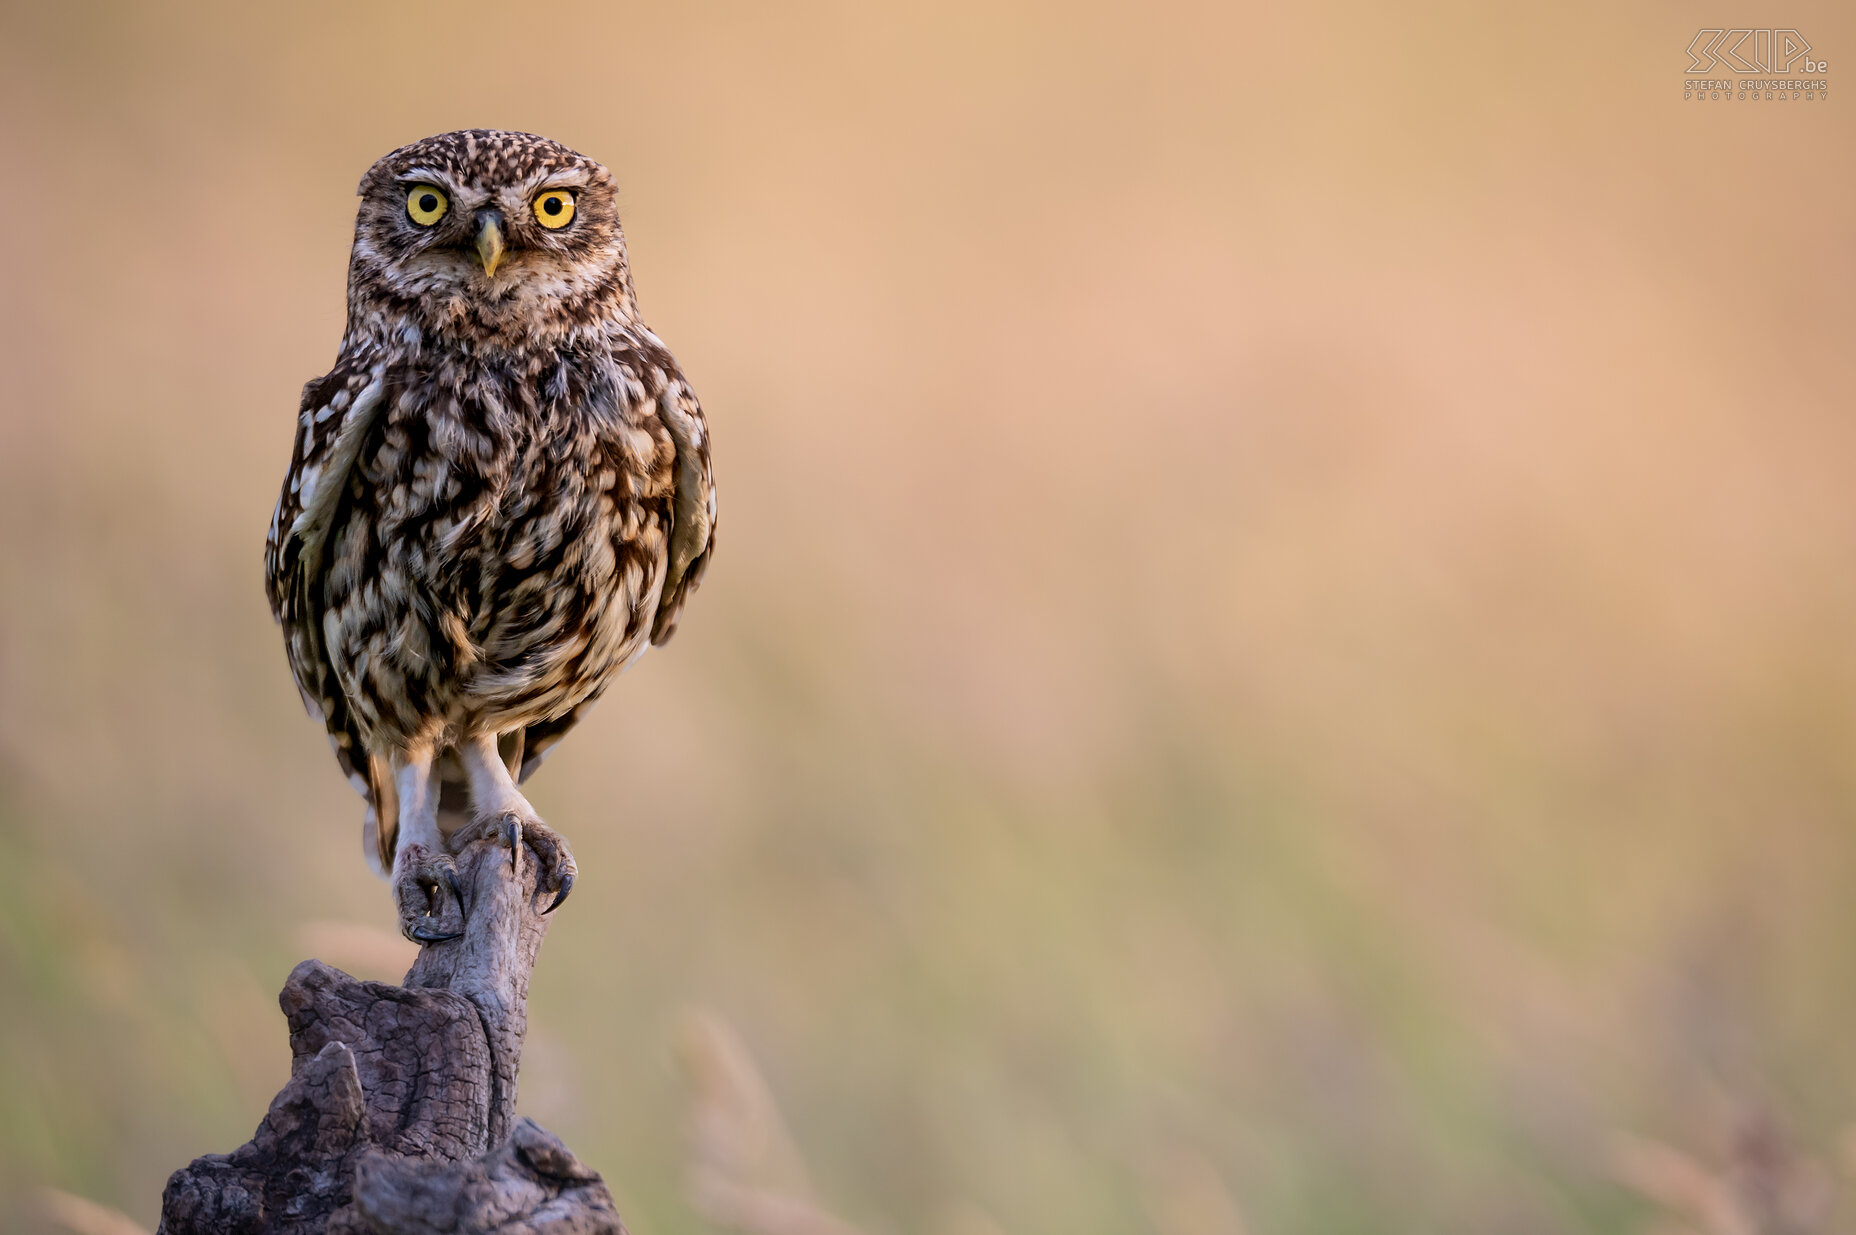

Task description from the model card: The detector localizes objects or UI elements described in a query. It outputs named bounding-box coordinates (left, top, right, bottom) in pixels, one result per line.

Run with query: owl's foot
left=492, top=812, right=577, bottom=915
left=393, top=843, right=466, bottom=944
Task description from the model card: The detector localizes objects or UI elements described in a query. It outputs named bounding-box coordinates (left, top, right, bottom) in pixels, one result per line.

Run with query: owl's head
left=347, top=130, right=635, bottom=348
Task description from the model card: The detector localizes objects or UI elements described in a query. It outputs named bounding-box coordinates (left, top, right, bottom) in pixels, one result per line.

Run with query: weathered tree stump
left=158, top=820, right=622, bottom=1234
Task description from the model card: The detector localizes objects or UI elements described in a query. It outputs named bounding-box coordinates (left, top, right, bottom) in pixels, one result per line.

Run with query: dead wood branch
left=157, top=820, right=621, bottom=1234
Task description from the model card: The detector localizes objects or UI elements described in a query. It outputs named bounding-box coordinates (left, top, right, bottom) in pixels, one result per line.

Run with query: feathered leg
left=459, top=731, right=577, bottom=913
left=390, top=742, right=465, bottom=942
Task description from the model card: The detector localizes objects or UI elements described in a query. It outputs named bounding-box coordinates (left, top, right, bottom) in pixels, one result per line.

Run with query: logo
left=1684, top=29, right=1829, bottom=100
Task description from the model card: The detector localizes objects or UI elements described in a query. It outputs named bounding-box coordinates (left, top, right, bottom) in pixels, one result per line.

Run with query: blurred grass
left=2, top=1, right=1854, bottom=1232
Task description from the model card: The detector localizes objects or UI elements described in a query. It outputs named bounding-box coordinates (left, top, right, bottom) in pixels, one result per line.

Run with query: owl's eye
left=532, top=190, right=576, bottom=229
left=405, top=185, right=448, bottom=226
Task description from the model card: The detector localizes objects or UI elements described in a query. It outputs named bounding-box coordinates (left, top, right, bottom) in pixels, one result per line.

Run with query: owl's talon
left=407, top=921, right=463, bottom=944
left=543, top=871, right=574, bottom=915
left=504, top=815, right=523, bottom=874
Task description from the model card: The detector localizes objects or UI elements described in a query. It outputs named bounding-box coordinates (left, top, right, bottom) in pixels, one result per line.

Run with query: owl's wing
left=514, top=372, right=716, bottom=784
left=650, top=376, right=717, bottom=646
left=263, top=352, right=390, bottom=828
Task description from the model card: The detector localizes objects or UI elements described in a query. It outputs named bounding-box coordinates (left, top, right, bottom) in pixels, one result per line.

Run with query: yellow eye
left=405, top=184, right=448, bottom=226
left=532, top=189, right=576, bottom=229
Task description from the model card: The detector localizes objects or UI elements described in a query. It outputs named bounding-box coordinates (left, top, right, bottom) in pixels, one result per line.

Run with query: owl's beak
left=474, top=211, right=507, bottom=278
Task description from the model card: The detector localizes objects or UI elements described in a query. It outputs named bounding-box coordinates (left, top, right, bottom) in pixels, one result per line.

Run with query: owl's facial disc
left=352, top=133, right=634, bottom=342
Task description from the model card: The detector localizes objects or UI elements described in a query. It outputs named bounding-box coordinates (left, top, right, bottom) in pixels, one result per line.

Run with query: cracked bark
left=157, top=820, right=622, bottom=1234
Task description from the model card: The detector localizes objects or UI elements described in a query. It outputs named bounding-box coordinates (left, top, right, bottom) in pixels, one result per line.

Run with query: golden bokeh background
left=2, top=2, right=1853, bottom=1232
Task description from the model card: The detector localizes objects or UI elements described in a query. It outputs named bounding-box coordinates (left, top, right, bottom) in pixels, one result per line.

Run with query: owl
left=264, top=130, right=715, bottom=941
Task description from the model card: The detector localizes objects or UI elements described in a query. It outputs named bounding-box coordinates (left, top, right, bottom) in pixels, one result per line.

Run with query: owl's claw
left=544, top=871, right=574, bottom=915
left=393, top=843, right=466, bottom=945
left=489, top=813, right=576, bottom=916
left=407, top=920, right=463, bottom=944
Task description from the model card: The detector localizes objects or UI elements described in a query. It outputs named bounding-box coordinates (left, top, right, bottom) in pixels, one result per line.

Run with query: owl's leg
left=459, top=731, right=577, bottom=914
left=391, top=742, right=466, bottom=943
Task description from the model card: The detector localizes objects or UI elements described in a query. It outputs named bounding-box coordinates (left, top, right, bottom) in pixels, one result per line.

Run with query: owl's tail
left=363, top=752, right=397, bottom=878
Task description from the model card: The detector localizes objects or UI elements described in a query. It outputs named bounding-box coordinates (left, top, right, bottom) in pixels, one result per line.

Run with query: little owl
left=264, top=130, right=715, bottom=941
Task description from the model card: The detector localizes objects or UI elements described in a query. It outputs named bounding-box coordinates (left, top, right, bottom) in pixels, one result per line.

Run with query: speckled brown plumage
left=264, top=130, right=715, bottom=937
